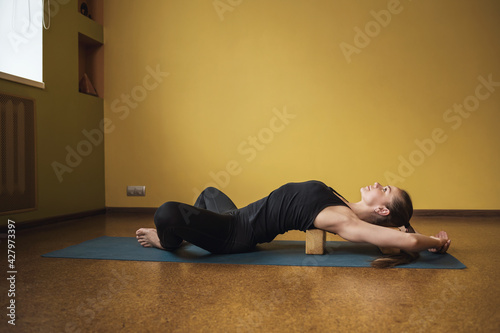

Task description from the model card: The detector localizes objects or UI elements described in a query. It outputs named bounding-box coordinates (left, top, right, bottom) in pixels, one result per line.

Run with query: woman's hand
left=428, top=231, right=451, bottom=254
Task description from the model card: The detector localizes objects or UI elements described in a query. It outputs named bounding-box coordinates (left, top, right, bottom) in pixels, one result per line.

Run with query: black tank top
left=236, top=180, right=349, bottom=244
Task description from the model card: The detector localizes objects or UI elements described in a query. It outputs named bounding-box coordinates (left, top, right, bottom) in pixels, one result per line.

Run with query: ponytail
left=371, top=240, right=420, bottom=268
left=371, top=189, right=419, bottom=268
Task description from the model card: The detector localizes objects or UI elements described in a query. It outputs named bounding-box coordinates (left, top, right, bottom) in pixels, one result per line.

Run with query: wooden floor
left=2, top=212, right=499, bottom=332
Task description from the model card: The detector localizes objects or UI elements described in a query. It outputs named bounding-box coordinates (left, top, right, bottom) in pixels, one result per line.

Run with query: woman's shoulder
left=313, top=205, right=356, bottom=230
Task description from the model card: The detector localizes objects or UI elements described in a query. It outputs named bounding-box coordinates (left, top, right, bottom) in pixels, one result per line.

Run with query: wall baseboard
left=105, top=208, right=500, bottom=218
left=2, top=208, right=498, bottom=233
left=0, top=208, right=106, bottom=232
left=414, top=209, right=500, bottom=217
left=106, top=207, right=157, bottom=214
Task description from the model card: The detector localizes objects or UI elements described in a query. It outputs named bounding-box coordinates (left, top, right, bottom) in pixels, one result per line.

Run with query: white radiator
left=0, top=92, right=36, bottom=214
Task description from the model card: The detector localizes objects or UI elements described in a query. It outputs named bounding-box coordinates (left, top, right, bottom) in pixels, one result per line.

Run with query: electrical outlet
left=127, top=186, right=146, bottom=196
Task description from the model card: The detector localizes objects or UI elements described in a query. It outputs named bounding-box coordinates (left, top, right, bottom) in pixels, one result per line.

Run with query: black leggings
left=154, top=187, right=255, bottom=254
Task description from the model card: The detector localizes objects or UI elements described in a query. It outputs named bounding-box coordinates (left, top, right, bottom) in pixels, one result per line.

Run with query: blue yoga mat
left=42, top=236, right=466, bottom=269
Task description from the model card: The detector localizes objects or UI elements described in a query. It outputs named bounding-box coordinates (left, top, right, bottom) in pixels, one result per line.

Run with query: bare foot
left=136, top=228, right=165, bottom=249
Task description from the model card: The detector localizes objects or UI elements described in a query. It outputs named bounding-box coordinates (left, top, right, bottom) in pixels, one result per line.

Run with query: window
left=0, top=0, right=46, bottom=89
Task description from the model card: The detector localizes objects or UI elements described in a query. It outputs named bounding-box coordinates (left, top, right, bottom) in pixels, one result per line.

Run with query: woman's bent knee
left=154, top=201, right=182, bottom=228
left=154, top=201, right=199, bottom=229
left=200, top=187, right=225, bottom=200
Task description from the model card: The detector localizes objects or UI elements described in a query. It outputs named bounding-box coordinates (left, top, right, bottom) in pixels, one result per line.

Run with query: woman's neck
left=347, top=201, right=375, bottom=223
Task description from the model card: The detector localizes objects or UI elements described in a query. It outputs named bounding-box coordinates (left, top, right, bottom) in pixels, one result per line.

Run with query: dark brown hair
left=371, top=189, right=420, bottom=268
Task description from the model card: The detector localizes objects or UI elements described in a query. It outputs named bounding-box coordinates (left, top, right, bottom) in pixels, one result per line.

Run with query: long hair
left=371, top=189, right=420, bottom=268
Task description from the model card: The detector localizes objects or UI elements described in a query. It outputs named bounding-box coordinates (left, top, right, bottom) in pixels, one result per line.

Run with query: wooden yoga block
left=305, top=229, right=326, bottom=255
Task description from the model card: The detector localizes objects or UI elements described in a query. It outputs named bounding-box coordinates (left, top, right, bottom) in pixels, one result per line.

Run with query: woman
left=136, top=180, right=451, bottom=268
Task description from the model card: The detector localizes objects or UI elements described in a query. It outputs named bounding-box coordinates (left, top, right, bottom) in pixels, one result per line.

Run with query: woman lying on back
left=137, top=180, right=451, bottom=268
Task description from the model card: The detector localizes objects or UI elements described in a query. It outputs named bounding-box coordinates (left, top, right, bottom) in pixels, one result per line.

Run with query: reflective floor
left=1, top=212, right=499, bottom=332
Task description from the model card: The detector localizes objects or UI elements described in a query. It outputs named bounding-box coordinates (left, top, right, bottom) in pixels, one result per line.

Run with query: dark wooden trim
left=414, top=209, right=500, bottom=217
left=107, top=208, right=500, bottom=217
left=106, top=208, right=500, bottom=217
left=106, top=207, right=157, bottom=214
left=0, top=208, right=106, bottom=232
left=2, top=208, right=497, bottom=233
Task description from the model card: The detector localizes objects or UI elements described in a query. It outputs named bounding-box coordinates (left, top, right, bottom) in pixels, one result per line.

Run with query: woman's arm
left=378, top=227, right=402, bottom=254
left=428, top=231, right=451, bottom=253
left=314, top=206, right=449, bottom=253
left=381, top=228, right=451, bottom=254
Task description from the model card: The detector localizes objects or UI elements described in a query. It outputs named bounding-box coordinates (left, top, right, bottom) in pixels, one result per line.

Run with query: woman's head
left=360, top=182, right=413, bottom=230
left=382, top=187, right=413, bottom=231
left=359, top=182, right=418, bottom=268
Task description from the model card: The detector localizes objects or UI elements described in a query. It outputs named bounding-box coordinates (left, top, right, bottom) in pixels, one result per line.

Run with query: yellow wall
left=103, top=0, right=500, bottom=210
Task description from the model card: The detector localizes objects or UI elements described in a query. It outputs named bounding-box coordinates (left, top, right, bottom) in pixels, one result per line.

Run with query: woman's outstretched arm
left=314, top=206, right=450, bottom=253
left=428, top=230, right=451, bottom=253
left=378, top=228, right=451, bottom=254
